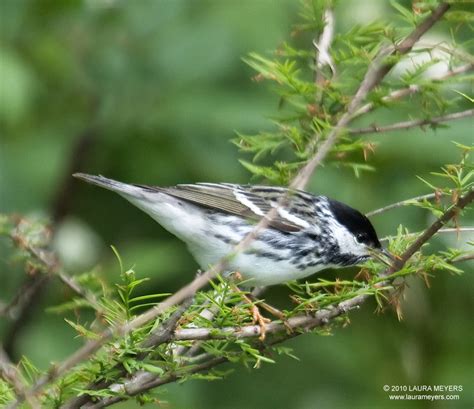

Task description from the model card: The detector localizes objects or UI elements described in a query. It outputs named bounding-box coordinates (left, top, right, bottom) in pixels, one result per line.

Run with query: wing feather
left=142, top=183, right=304, bottom=233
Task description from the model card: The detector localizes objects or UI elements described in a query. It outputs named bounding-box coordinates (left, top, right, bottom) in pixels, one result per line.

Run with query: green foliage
left=233, top=1, right=471, bottom=185
left=415, top=144, right=473, bottom=216
left=1, top=1, right=473, bottom=408
left=1, top=141, right=471, bottom=406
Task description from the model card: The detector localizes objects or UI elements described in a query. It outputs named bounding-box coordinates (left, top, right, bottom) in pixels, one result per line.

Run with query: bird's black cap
left=328, top=199, right=382, bottom=249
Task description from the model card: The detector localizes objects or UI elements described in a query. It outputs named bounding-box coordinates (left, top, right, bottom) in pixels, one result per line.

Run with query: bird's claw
left=251, top=304, right=270, bottom=341
left=282, top=318, right=293, bottom=335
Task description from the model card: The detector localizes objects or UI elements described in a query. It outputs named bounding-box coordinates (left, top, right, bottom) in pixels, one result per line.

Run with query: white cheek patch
left=330, top=220, right=367, bottom=256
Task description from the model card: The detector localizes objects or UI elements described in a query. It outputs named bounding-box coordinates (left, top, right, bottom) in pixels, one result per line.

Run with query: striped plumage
left=74, top=174, right=386, bottom=286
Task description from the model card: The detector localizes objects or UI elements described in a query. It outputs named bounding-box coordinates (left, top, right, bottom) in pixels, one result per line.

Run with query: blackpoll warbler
left=74, top=173, right=391, bottom=286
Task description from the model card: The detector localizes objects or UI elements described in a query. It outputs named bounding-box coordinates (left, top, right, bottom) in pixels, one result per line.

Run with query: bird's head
left=326, top=199, right=392, bottom=266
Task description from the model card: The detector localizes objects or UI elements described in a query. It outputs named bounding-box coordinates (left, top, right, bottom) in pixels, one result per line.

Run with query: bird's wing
left=146, top=183, right=314, bottom=233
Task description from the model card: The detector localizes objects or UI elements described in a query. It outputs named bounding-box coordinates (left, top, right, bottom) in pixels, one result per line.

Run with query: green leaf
left=390, top=0, right=416, bottom=25
left=452, top=90, right=474, bottom=103
left=110, top=245, right=124, bottom=274
left=129, top=293, right=172, bottom=303
left=64, top=319, right=100, bottom=340
left=139, top=363, right=165, bottom=375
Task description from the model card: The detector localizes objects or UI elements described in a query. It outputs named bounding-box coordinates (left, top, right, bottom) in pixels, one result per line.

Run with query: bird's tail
left=73, top=173, right=147, bottom=198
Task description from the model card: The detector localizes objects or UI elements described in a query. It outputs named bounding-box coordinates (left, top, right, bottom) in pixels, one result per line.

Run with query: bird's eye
left=355, top=233, right=365, bottom=244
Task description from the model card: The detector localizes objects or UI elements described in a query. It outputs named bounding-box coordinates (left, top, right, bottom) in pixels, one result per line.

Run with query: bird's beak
left=381, top=248, right=397, bottom=262
left=368, top=247, right=396, bottom=266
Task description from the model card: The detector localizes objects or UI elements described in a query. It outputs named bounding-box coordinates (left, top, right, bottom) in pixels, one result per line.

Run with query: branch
left=314, top=7, right=335, bottom=101
left=451, top=253, right=474, bottom=263
left=8, top=224, right=103, bottom=314
left=392, top=190, right=473, bottom=268
left=173, top=305, right=363, bottom=341
left=83, top=356, right=227, bottom=409
left=380, top=227, right=474, bottom=243
left=0, top=274, right=49, bottom=321
left=349, top=109, right=474, bottom=135
left=353, top=63, right=473, bottom=118
left=366, top=192, right=439, bottom=217
left=65, top=287, right=266, bottom=407
left=61, top=297, right=194, bottom=409
left=15, top=204, right=284, bottom=406
left=416, top=42, right=474, bottom=65
left=2, top=221, right=104, bottom=359
left=79, top=292, right=370, bottom=409
left=87, top=188, right=473, bottom=408
left=0, top=345, right=41, bottom=409
left=291, top=2, right=450, bottom=190
left=5, top=123, right=98, bottom=359
left=51, top=125, right=97, bottom=225
left=436, top=227, right=474, bottom=234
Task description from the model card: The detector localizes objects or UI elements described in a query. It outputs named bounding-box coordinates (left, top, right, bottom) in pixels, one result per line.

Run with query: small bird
left=73, top=173, right=391, bottom=287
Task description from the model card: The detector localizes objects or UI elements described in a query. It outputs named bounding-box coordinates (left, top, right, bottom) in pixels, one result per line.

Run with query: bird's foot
left=231, top=271, right=244, bottom=282
left=258, top=301, right=292, bottom=334
left=250, top=304, right=271, bottom=341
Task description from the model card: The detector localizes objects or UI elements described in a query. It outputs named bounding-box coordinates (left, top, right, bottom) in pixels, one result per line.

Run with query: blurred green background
left=0, top=0, right=472, bottom=408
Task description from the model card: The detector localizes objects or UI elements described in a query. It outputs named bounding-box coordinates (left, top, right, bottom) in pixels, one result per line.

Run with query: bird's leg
left=246, top=294, right=293, bottom=334
left=229, top=274, right=291, bottom=339
left=242, top=293, right=271, bottom=341
left=229, top=278, right=270, bottom=340
left=239, top=289, right=270, bottom=341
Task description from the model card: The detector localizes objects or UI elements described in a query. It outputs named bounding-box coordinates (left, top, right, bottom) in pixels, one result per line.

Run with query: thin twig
left=52, top=126, right=97, bottom=225
left=9, top=227, right=103, bottom=313
left=350, top=109, right=474, bottom=135
left=391, top=190, right=473, bottom=268
left=1, top=273, right=51, bottom=359
left=172, top=306, right=363, bottom=341
left=61, top=297, right=194, bottom=409
left=415, top=42, right=474, bottom=65
left=0, top=274, right=49, bottom=321
left=451, top=253, right=474, bottom=263
left=0, top=345, right=41, bottom=409
left=2, top=221, right=105, bottom=360
left=83, top=356, right=228, bottom=409
left=174, top=286, right=267, bottom=360
left=0, top=345, right=24, bottom=397
left=314, top=7, right=335, bottom=102
left=291, top=2, right=450, bottom=190
left=366, top=192, right=438, bottom=217
left=82, top=292, right=369, bottom=409
left=435, top=227, right=474, bottom=234
left=353, top=63, right=473, bottom=118
left=307, top=6, right=335, bottom=153
left=89, top=287, right=265, bottom=409
left=380, top=227, right=474, bottom=243
left=5, top=123, right=98, bottom=358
